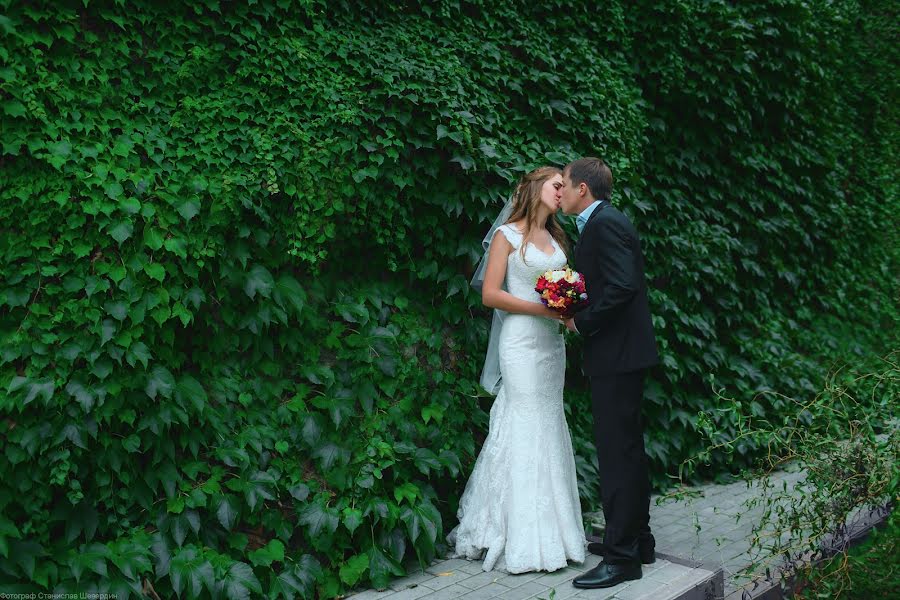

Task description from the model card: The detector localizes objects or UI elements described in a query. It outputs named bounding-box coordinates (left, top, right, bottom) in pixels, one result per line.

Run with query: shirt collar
left=575, top=200, right=603, bottom=233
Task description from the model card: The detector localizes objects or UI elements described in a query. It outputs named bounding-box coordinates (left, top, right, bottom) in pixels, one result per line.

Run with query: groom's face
left=559, top=171, right=582, bottom=215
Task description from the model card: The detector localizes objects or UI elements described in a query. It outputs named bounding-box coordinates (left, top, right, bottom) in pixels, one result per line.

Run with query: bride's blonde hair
left=505, top=166, right=570, bottom=263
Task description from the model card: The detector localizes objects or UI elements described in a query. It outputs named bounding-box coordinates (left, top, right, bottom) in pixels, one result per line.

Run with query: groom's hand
left=563, top=317, right=578, bottom=333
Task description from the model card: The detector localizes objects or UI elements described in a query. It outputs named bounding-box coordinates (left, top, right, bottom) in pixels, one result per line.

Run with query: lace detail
left=448, top=224, right=586, bottom=573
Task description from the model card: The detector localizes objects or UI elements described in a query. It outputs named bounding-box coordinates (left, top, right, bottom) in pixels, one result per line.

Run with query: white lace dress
left=448, top=224, right=586, bottom=573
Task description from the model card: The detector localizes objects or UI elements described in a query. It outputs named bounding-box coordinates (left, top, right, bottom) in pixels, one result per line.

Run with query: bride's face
left=539, top=174, right=563, bottom=214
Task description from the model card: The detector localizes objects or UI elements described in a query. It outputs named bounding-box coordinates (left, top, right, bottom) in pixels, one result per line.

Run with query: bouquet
left=535, top=267, right=588, bottom=317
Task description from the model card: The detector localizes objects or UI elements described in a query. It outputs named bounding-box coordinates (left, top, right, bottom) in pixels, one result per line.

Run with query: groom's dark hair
left=565, top=157, right=613, bottom=201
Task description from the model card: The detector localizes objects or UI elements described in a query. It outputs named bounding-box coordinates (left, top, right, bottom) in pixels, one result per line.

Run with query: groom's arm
left=573, top=217, right=638, bottom=337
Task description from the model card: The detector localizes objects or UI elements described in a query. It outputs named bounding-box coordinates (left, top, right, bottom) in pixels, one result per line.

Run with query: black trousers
left=590, top=370, right=653, bottom=565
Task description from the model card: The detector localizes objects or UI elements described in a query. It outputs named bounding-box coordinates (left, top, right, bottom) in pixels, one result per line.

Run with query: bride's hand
left=544, top=307, right=564, bottom=321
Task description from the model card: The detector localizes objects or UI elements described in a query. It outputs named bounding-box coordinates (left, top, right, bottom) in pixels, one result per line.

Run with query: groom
left=559, top=157, right=660, bottom=589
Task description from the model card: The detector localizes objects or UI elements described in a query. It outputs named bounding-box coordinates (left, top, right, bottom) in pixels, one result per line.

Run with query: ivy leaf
left=289, top=483, right=309, bottom=501
left=65, top=380, right=94, bottom=412
left=301, top=414, right=322, bottom=446
left=368, top=545, right=404, bottom=589
left=127, top=341, right=152, bottom=369
left=295, top=555, right=323, bottom=595
left=450, top=154, right=475, bottom=170
left=9, top=540, right=44, bottom=580
left=274, top=274, right=306, bottom=313
left=214, top=494, right=240, bottom=531
left=109, top=220, right=133, bottom=243
left=314, top=441, right=350, bottom=470
left=339, top=552, right=370, bottom=586
left=144, top=262, right=166, bottom=282
left=175, top=375, right=207, bottom=413
left=65, top=502, right=99, bottom=544
left=7, top=376, right=27, bottom=394
left=151, top=532, right=172, bottom=578
left=177, top=200, right=200, bottom=221
left=144, top=228, right=164, bottom=250
left=109, top=538, right=153, bottom=580
left=119, top=196, right=141, bottom=214
left=184, top=287, right=206, bottom=310
left=269, top=561, right=319, bottom=600
left=414, top=447, right=442, bottom=475
left=356, top=380, right=377, bottom=414
left=244, top=265, right=274, bottom=299
left=2, top=99, right=26, bottom=118
left=342, top=507, right=363, bottom=534
left=0, top=516, right=21, bottom=559
left=223, top=561, right=262, bottom=600
left=393, top=482, right=419, bottom=505
left=245, top=470, right=276, bottom=511
left=105, top=300, right=129, bottom=321
left=164, top=235, right=188, bottom=258
left=108, top=264, right=126, bottom=283
left=248, top=539, right=284, bottom=567
left=167, top=496, right=185, bottom=514
left=105, top=182, right=124, bottom=200
left=100, top=319, right=116, bottom=346
left=172, top=302, right=192, bottom=326
left=68, top=543, right=108, bottom=582
left=145, top=365, right=175, bottom=399
left=299, top=502, right=339, bottom=538
left=400, top=500, right=441, bottom=545
left=23, top=380, right=54, bottom=406
left=170, top=547, right=214, bottom=598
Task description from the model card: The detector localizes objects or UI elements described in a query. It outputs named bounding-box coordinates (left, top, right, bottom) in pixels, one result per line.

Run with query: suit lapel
left=574, top=202, right=608, bottom=266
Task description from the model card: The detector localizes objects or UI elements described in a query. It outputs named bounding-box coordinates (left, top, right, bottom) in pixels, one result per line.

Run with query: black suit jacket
left=573, top=203, right=660, bottom=376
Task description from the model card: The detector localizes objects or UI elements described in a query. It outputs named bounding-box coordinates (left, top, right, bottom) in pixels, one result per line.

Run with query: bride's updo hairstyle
left=505, top=166, right=570, bottom=263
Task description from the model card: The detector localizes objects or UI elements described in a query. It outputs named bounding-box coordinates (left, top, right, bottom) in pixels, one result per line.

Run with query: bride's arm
left=481, top=231, right=559, bottom=319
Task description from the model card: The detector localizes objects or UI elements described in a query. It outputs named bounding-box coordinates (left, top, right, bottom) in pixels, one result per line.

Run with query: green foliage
left=0, top=0, right=896, bottom=597
left=794, top=510, right=900, bottom=599
left=666, top=353, right=898, bottom=597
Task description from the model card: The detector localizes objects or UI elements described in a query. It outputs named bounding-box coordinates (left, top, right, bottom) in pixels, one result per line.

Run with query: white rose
left=548, top=270, right=567, bottom=282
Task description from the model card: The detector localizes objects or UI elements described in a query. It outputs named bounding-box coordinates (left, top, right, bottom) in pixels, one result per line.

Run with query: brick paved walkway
left=347, top=467, right=808, bottom=600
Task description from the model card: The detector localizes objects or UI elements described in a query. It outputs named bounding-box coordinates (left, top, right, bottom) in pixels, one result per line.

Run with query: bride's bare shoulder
left=505, top=220, right=526, bottom=233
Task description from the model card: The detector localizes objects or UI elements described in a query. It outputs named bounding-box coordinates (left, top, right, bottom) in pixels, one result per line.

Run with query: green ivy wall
left=0, top=0, right=896, bottom=597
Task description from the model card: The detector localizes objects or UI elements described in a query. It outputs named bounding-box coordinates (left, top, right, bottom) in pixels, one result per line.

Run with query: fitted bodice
left=496, top=224, right=567, bottom=300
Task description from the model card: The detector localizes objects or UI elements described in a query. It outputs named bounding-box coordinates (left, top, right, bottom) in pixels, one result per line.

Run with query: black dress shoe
left=587, top=541, right=656, bottom=564
left=572, top=561, right=642, bottom=589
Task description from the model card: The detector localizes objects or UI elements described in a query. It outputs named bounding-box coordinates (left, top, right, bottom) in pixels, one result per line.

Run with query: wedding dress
left=448, top=224, right=586, bottom=573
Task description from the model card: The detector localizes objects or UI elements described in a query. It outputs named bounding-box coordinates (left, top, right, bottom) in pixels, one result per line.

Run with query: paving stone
left=426, top=558, right=474, bottom=575
left=346, top=587, right=397, bottom=599
left=417, top=583, right=474, bottom=600
left=459, top=570, right=507, bottom=590
left=459, top=582, right=514, bottom=599
left=389, top=569, right=436, bottom=591
left=494, top=571, right=544, bottom=588
left=494, top=580, right=550, bottom=600
left=571, top=584, right=621, bottom=599
left=637, top=559, right=668, bottom=578
left=644, top=562, right=691, bottom=583
left=531, top=566, right=581, bottom=588
left=381, top=585, right=433, bottom=600
left=459, top=560, right=491, bottom=575
left=420, top=568, right=473, bottom=591
left=665, top=571, right=713, bottom=597
left=543, top=580, right=584, bottom=600
left=612, top=576, right=670, bottom=599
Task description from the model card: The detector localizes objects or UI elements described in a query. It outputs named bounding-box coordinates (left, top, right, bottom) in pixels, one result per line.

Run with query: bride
left=448, top=167, right=586, bottom=573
